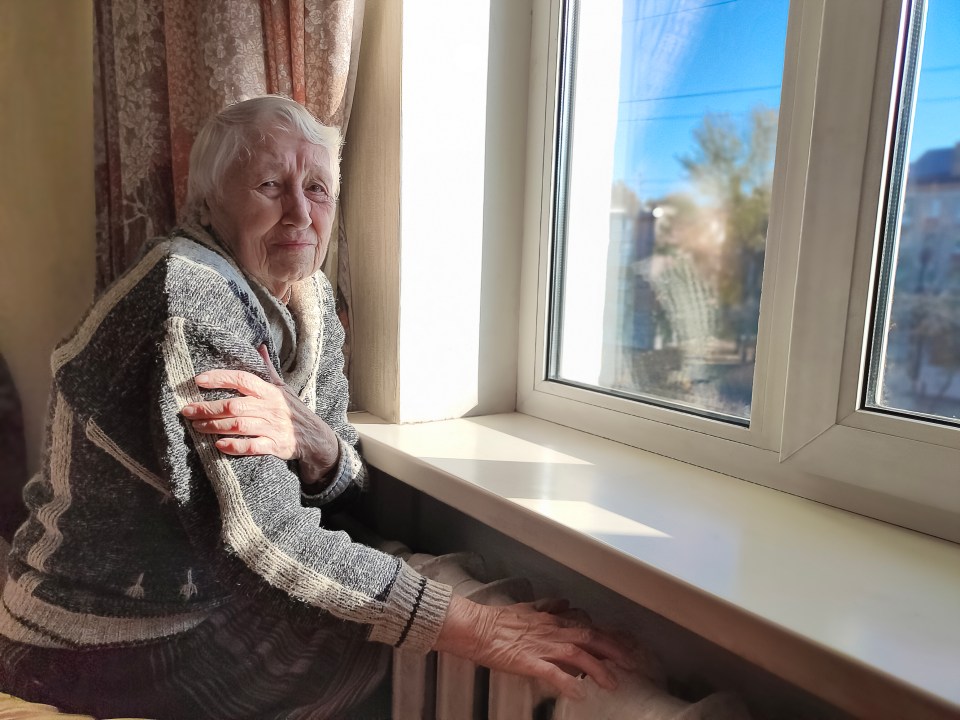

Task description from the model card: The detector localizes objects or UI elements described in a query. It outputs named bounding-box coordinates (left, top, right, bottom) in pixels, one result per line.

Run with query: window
left=867, top=0, right=960, bottom=424
left=518, top=0, right=960, bottom=541
left=548, top=0, right=789, bottom=424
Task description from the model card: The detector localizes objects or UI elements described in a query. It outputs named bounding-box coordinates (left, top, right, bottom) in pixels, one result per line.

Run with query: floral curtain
left=93, top=0, right=363, bottom=369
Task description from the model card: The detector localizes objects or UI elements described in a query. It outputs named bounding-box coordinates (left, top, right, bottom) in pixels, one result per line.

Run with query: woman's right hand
left=433, top=594, right=634, bottom=700
left=184, top=346, right=340, bottom=484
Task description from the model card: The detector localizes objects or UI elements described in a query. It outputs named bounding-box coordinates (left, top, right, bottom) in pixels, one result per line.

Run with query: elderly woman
left=0, top=96, right=629, bottom=719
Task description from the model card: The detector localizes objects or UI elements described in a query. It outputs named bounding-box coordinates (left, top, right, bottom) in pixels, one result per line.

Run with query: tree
left=676, top=107, right=778, bottom=345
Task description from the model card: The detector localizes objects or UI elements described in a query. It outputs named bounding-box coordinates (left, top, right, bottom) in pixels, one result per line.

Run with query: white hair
left=186, top=95, right=341, bottom=212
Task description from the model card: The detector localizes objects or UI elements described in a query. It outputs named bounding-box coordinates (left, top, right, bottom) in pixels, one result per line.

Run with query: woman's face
left=207, top=131, right=336, bottom=298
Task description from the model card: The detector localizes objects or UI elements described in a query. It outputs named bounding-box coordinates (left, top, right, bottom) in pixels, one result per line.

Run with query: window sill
left=352, top=411, right=960, bottom=720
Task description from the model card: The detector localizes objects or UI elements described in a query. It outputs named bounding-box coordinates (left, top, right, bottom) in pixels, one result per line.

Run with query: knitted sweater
left=1, top=226, right=451, bottom=653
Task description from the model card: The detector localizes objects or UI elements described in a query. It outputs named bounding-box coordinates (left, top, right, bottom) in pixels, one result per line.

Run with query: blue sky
left=612, top=0, right=959, bottom=200
left=912, top=0, right=960, bottom=161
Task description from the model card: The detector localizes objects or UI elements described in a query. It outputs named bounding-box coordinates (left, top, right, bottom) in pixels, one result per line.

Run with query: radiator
left=385, top=547, right=753, bottom=720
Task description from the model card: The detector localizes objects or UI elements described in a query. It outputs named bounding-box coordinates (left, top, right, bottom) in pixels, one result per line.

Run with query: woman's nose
left=282, top=188, right=311, bottom=228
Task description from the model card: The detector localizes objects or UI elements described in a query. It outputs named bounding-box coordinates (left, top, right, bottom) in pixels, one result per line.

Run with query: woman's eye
left=260, top=180, right=280, bottom=189
left=306, top=183, right=327, bottom=195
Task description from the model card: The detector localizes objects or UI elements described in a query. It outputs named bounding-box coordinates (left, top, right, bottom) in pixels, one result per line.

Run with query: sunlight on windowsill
left=508, top=498, right=671, bottom=538
left=362, top=423, right=593, bottom=466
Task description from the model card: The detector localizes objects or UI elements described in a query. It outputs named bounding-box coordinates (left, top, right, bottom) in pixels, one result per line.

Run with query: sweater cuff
left=300, top=437, right=367, bottom=506
left=368, top=561, right=453, bottom=653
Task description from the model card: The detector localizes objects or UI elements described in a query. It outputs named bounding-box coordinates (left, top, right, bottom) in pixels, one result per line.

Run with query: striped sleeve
left=299, top=435, right=365, bottom=508
left=156, top=315, right=451, bottom=652
left=300, top=273, right=368, bottom=509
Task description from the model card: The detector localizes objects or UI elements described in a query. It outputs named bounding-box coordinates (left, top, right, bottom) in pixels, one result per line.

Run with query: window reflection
left=551, top=0, right=789, bottom=422
left=869, top=0, right=960, bottom=423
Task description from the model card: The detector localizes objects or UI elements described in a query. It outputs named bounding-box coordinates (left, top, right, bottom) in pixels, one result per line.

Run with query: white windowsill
left=352, top=411, right=960, bottom=720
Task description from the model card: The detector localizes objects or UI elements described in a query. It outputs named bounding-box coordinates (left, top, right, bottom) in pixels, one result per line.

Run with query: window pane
left=548, top=0, right=789, bottom=423
left=866, top=0, right=960, bottom=425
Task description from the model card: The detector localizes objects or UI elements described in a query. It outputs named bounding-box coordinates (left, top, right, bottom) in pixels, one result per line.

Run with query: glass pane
left=548, top=0, right=789, bottom=423
left=866, top=0, right=960, bottom=425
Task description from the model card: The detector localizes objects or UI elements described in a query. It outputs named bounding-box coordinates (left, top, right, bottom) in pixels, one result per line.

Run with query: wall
left=0, top=0, right=96, bottom=475
left=342, top=0, right=529, bottom=422
left=341, top=0, right=403, bottom=421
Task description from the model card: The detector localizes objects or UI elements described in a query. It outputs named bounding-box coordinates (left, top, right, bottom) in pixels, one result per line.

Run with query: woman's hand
left=434, top=595, right=634, bottom=700
left=182, top=346, right=339, bottom=483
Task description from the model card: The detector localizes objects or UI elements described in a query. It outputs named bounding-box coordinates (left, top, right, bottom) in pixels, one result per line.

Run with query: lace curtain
left=93, top=0, right=363, bottom=368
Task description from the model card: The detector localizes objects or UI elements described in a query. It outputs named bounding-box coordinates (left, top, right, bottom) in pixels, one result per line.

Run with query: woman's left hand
left=182, top=345, right=340, bottom=483
left=435, top=595, right=635, bottom=700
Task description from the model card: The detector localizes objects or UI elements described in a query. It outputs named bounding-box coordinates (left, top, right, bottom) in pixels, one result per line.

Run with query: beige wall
left=342, top=0, right=530, bottom=422
left=0, top=0, right=96, bottom=473
left=341, top=0, right=403, bottom=422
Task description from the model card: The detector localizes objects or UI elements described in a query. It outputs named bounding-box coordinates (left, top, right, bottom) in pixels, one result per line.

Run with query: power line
left=620, top=109, right=756, bottom=124
left=622, top=112, right=711, bottom=123
left=619, top=84, right=781, bottom=105
left=918, top=95, right=960, bottom=103
left=923, top=64, right=960, bottom=73
left=621, top=175, right=687, bottom=185
left=626, top=0, right=739, bottom=23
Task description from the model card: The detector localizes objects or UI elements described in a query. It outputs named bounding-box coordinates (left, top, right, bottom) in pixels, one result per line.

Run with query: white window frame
left=517, top=0, right=960, bottom=542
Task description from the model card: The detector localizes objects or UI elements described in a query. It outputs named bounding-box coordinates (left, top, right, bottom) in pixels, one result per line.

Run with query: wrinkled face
left=207, top=131, right=336, bottom=298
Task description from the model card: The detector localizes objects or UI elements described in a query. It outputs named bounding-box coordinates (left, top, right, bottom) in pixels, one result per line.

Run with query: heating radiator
left=370, top=538, right=753, bottom=720
left=391, top=549, right=545, bottom=720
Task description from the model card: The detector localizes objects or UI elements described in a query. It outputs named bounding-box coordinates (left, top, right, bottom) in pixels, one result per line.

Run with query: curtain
left=93, top=0, right=363, bottom=372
